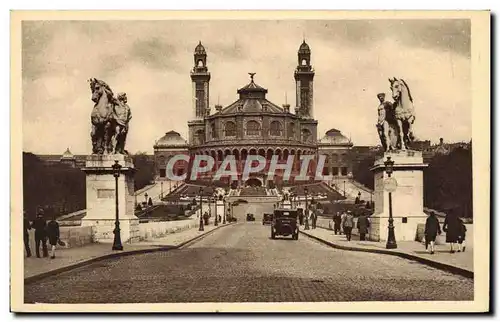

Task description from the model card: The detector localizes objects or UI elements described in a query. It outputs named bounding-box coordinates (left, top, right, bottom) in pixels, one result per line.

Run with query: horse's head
left=88, top=78, right=114, bottom=104
left=389, top=77, right=402, bottom=101
left=389, top=77, right=413, bottom=103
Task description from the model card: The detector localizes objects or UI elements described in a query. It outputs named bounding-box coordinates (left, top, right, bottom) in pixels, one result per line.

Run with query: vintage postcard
left=10, top=10, right=490, bottom=313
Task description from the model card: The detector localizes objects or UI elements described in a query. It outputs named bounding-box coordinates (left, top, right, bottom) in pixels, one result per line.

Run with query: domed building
left=154, top=41, right=353, bottom=187
left=60, top=147, right=77, bottom=168
left=318, top=129, right=353, bottom=178
left=153, top=131, right=189, bottom=178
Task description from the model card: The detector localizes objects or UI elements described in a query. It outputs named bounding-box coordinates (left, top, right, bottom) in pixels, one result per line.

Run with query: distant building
left=153, top=131, right=189, bottom=180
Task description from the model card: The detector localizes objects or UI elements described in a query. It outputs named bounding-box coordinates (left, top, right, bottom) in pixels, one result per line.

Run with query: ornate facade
left=154, top=41, right=353, bottom=187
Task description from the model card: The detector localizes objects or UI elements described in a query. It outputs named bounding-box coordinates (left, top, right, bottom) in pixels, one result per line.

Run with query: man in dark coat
left=32, top=209, right=48, bottom=258
left=443, top=212, right=461, bottom=253
left=457, top=218, right=467, bottom=253
left=424, top=212, right=441, bottom=254
left=23, top=211, right=32, bottom=257
left=46, top=215, right=60, bottom=259
left=333, top=212, right=342, bottom=235
left=357, top=214, right=370, bottom=241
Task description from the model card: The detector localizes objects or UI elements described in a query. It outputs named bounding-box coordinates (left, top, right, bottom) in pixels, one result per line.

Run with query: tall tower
left=191, top=41, right=211, bottom=120
left=294, top=40, right=315, bottom=119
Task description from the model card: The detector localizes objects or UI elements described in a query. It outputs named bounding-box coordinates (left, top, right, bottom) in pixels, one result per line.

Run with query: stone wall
left=26, top=226, right=94, bottom=252
left=138, top=218, right=199, bottom=241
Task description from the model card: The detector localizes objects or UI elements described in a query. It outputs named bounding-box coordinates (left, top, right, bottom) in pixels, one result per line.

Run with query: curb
left=300, top=230, right=473, bottom=279
left=24, top=223, right=233, bottom=285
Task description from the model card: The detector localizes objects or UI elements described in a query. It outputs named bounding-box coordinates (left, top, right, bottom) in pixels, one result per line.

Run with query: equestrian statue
left=88, top=78, right=132, bottom=155
left=376, top=77, right=416, bottom=151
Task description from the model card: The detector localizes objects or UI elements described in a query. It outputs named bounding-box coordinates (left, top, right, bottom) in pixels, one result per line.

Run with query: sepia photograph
left=10, top=10, right=490, bottom=313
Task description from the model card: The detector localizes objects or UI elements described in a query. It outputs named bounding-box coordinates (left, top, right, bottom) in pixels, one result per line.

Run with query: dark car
left=262, top=213, right=273, bottom=225
left=246, top=213, right=255, bottom=221
left=271, top=209, right=299, bottom=240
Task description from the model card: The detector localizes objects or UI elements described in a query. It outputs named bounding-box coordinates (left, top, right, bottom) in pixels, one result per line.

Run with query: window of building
left=269, top=121, right=283, bottom=136
left=246, top=121, right=261, bottom=136
left=331, top=154, right=338, bottom=163
left=322, top=166, right=329, bottom=176
left=341, top=167, right=348, bottom=176
left=196, top=130, right=205, bottom=145
left=301, top=129, right=312, bottom=142
left=211, top=122, right=218, bottom=139
left=159, top=169, right=166, bottom=178
left=288, top=123, right=295, bottom=138
left=332, top=167, right=339, bottom=176
left=224, top=121, right=236, bottom=137
left=158, top=155, right=166, bottom=166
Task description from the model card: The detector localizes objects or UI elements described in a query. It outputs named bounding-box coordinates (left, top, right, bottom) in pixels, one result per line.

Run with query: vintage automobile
left=262, top=213, right=273, bottom=225
left=271, top=208, right=299, bottom=240
left=246, top=213, right=255, bottom=221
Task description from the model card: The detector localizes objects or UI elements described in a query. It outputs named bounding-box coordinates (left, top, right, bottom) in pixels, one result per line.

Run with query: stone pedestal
left=369, top=150, right=428, bottom=242
left=81, top=154, right=140, bottom=243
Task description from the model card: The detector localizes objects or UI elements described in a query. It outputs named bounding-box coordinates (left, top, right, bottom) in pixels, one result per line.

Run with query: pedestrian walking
left=23, top=211, right=32, bottom=257
left=357, top=213, right=370, bottom=241
left=344, top=211, right=354, bottom=241
left=341, top=211, right=347, bottom=235
left=298, top=208, right=304, bottom=226
left=457, top=219, right=467, bottom=252
left=46, top=215, right=60, bottom=259
left=424, top=211, right=441, bottom=254
left=32, top=209, right=48, bottom=258
left=333, top=212, right=342, bottom=235
left=442, top=212, right=461, bottom=253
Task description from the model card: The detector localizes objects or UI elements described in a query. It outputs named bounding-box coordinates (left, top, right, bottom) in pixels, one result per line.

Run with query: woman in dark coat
left=46, top=215, right=60, bottom=259
left=424, top=212, right=441, bottom=254
left=442, top=212, right=461, bottom=253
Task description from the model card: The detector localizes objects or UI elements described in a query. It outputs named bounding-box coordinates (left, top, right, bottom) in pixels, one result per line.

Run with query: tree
left=132, top=152, right=156, bottom=191
left=23, top=152, right=86, bottom=219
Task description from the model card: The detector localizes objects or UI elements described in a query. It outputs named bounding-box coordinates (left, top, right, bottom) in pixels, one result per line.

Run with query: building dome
left=60, top=147, right=75, bottom=160
left=194, top=41, right=206, bottom=55
left=155, top=131, right=188, bottom=148
left=298, top=40, right=311, bottom=53
left=319, top=128, right=351, bottom=145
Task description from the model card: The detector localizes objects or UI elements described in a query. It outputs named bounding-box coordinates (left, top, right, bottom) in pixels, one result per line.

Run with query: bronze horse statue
left=88, top=78, right=117, bottom=154
left=389, top=77, right=416, bottom=150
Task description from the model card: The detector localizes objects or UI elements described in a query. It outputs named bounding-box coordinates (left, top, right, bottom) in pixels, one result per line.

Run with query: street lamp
left=161, top=181, right=164, bottom=199
left=343, top=180, right=346, bottom=197
left=214, top=193, right=219, bottom=226
left=384, top=156, right=397, bottom=249
left=144, top=192, right=148, bottom=205
left=304, top=187, right=310, bottom=230
left=198, top=187, right=204, bottom=231
left=112, top=160, right=123, bottom=251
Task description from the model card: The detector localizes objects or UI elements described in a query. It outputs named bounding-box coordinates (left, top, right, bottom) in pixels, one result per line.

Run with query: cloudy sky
left=22, top=19, right=471, bottom=155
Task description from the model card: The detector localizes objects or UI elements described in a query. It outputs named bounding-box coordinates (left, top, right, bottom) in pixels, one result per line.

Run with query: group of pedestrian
left=424, top=211, right=467, bottom=254
left=330, top=210, right=371, bottom=242
left=24, top=209, right=61, bottom=259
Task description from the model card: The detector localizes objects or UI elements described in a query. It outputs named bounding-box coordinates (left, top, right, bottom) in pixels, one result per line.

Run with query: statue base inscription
left=81, top=154, right=139, bottom=243
left=369, top=150, right=428, bottom=242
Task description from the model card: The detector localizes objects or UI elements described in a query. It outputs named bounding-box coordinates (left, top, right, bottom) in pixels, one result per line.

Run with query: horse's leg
left=397, top=119, right=406, bottom=150
left=91, top=124, right=97, bottom=154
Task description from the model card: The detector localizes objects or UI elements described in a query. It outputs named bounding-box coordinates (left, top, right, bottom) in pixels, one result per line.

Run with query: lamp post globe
left=384, top=156, right=397, bottom=249
left=112, top=160, right=123, bottom=251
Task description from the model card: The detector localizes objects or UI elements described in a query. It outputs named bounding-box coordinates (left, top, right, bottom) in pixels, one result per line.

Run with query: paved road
left=25, top=222, right=473, bottom=303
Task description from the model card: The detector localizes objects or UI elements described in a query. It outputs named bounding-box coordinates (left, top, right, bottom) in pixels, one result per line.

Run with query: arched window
left=288, top=122, right=295, bottom=138
left=269, top=121, right=283, bottom=136
left=301, top=129, right=312, bottom=142
left=246, top=121, right=261, bottom=136
left=301, top=59, right=307, bottom=66
left=195, top=129, right=205, bottom=145
left=224, top=121, right=236, bottom=137
left=158, top=155, right=166, bottom=165
left=197, top=59, right=204, bottom=67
